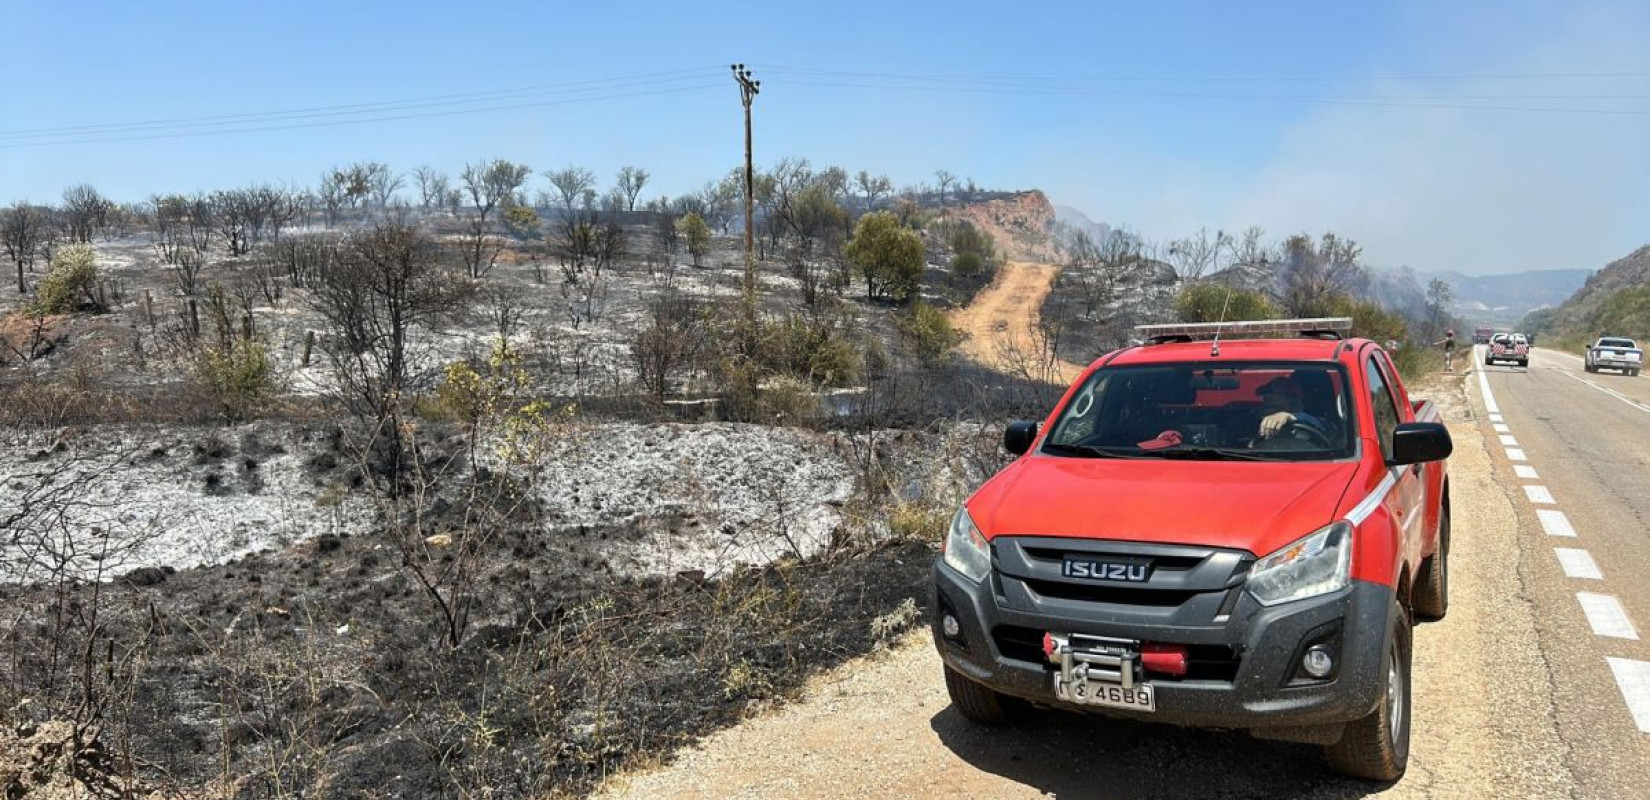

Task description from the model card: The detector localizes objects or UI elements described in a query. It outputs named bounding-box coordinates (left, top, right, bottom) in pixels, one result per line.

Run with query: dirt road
left=595, top=375, right=1592, bottom=799
left=948, top=261, right=1087, bottom=383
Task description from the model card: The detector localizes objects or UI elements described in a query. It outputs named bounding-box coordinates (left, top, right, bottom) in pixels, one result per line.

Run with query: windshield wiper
left=1040, top=442, right=1148, bottom=459
left=1152, top=446, right=1274, bottom=461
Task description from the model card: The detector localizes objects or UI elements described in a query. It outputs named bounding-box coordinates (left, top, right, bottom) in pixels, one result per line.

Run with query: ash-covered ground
left=0, top=416, right=1005, bottom=799
left=0, top=419, right=907, bottom=585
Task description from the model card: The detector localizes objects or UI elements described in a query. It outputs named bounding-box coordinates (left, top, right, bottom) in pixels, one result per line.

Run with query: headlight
left=942, top=508, right=991, bottom=583
left=1247, top=522, right=1353, bottom=606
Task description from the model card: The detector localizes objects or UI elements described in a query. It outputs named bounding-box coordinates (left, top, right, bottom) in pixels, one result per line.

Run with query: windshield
left=1599, top=338, right=1637, bottom=349
left=1044, top=362, right=1356, bottom=461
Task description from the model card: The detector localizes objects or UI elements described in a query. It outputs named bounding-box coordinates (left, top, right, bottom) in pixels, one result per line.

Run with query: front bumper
left=932, top=558, right=1395, bottom=735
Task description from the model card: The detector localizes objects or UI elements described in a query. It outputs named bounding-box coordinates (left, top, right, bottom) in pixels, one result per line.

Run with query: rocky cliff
left=942, top=190, right=1059, bottom=263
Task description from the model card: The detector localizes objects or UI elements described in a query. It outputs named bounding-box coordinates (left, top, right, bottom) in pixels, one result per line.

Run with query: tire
left=944, top=665, right=1023, bottom=725
left=1484, top=357, right=1493, bottom=366
left=1414, top=506, right=1449, bottom=621
left=1586, top=363, right=1597, bottom=373
left=1518, top=359, right=1528, bottom=368
left=1325, top=607, right=1412, bottom=781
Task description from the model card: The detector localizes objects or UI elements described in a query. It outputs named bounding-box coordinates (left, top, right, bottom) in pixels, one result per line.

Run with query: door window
left=1366, top=356, right=1402, bottom=461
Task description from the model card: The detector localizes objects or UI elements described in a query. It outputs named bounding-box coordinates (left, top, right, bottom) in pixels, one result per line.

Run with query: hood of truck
left=967, top=455, right=1361, bottom=557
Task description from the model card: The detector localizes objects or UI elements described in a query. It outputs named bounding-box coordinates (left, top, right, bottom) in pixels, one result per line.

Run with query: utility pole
left=732, top=63, right=760, bottom=316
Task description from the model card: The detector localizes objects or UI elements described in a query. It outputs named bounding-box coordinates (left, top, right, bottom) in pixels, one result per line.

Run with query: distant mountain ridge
left=1052, top=205, right=1112, bottom=248
left=1418, top=268, right=1591, bottom=320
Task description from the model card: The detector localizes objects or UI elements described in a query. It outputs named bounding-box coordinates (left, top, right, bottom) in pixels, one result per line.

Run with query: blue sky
left=2, top=0, right=1647, bottom=275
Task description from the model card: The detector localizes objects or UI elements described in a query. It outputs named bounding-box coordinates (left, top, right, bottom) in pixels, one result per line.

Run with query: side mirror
left=1389, top=422, right=1452, bottom=466
left=1003, top=421, right=1040, bottom=456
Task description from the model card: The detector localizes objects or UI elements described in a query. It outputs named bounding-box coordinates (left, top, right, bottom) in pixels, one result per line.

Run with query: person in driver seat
left=1256, top=375, right=1332, bottom=440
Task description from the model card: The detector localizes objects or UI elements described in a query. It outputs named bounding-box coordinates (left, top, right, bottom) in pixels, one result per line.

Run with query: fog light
left=1302, top=645, right=1335, bottom=678
left=942, top=613, right=961, bottom=639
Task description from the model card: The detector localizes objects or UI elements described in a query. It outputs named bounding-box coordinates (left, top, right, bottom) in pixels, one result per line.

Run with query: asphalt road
left=596, top=364, right=1650, bottom=800
left=1474, top=345, right=1650, bottom=800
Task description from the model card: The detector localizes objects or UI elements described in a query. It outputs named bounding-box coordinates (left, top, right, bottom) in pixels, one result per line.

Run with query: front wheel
left=1325, top=606, right=1412, bottom=781
left=1414, top=505, right=1450, bottom=621
left=944, top=665, right=1023, bottom=725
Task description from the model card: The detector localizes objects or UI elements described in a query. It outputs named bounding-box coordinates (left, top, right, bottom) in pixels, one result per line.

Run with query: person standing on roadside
left=1434, top=329, right=1458, bottom=371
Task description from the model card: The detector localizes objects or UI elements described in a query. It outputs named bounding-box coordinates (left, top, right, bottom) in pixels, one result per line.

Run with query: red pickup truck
left=933, top=318, right=1452, bottom=781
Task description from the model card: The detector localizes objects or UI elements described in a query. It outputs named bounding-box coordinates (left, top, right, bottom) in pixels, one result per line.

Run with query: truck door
left=1364, top=353, right=1426, bottom=570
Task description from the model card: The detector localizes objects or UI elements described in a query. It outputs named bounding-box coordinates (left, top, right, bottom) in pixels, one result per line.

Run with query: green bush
left=761, top=312, right=860, bottom=387
left=888, top=501, right=951, bottom=542
left=676, top=212, right=712, bottom=267
left=35, top=244, right=99, bottom=314
left=757, top=375, right=822, bottom=426
left=896, top=301, right=962, bottom=365
left=1388, top=342, right=1436, bottom=384
left=946, top=220, right=997, bottom=282
left=1175, top=284, right=1277, bottom=323
left=1324, top=294, right=1410, bottom=345
left=194, top=339, right=276, bottom=422
left=502, top=204, right=541, bottom=240
left=846, top=212, right=924, bottom=302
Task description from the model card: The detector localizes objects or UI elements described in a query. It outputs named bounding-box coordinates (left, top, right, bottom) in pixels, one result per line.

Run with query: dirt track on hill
left=948, top=261, right=1087, bottom=383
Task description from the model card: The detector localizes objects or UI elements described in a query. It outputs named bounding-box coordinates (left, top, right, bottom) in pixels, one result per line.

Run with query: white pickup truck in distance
left=1585, top=336, right=1642, bottom=376
left=1485, top=333, right=1529, bottom=367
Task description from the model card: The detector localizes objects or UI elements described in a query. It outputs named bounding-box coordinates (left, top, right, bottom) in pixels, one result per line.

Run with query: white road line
left=1493, top=423, right=1511, bottom=433
left=1476, top=346, right=1501, bottom=414
left=1555, top=548, right=1603, bottom=579
left=1507, top=448, right=1528, bottom=461
left=1514, top=464, right=1540, bottom=479
left=1489, top=413, right=1504, bottom=423
left=1607, top=658, right=1650, bottom=733
left=1554, top=369, right=1650, bottom=414
left=1524, top=485, right=1556, bottom=504
left=1537, top=509, right=1577, bottom=537
left=1578, top=593, right=1640, bottom=639
left=1499, top=434, right=1520, bottom=446
left=1539, top=348, right=1585, bottom=363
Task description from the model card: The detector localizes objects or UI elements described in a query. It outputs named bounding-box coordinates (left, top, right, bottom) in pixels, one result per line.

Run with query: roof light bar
left=1134, top=317, right=1354, bottom=343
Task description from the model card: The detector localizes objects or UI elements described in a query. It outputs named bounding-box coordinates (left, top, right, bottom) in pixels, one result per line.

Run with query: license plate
left=1055, top=675, right=1157, bottom=712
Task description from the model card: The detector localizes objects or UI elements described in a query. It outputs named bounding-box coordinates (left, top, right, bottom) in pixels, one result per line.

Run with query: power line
left=0, top=66, right=728, bottom=140
left=771, top=77, right=1650, bottom=116
left=756, top=64, right=1650, bottom=84
left=0, top=83, right=724, bottom=149
left=8, top=61, right=1646, bottom=151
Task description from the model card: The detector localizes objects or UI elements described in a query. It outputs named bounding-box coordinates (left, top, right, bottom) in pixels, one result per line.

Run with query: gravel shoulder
left=593, top=370, right=1580, bottom=800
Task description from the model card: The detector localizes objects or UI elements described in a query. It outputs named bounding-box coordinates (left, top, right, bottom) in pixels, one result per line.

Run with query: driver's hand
left=1260, top=411, right=1295, bottom=439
